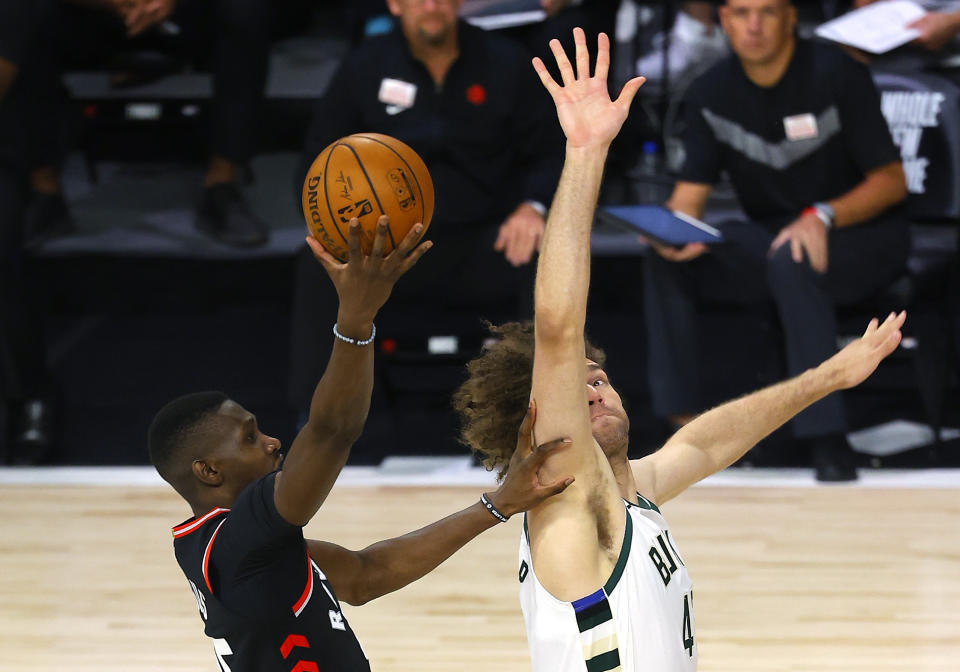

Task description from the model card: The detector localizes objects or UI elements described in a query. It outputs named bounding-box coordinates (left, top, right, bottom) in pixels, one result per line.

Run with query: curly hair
left=453, top=320, right=606, bottom=481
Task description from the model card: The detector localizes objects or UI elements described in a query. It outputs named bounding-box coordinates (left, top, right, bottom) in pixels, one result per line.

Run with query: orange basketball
left=301, top=133, right=435, bottom=262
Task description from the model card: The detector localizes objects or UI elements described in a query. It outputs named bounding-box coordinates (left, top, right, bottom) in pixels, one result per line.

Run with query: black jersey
left=172, top=472, right=370, bottom=672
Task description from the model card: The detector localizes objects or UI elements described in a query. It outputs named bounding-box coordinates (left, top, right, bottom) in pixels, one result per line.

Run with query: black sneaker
left=812, top=435, right=858, bottom=482
left=23, top=191, right=75, bottom=251
left=196, top=182, right=269, bottom=248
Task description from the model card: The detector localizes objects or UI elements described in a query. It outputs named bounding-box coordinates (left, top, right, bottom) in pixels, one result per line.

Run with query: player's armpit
left=304, top=539, right=367, bottom=606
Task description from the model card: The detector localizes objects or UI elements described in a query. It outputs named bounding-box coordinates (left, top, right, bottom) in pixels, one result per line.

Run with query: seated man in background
left=291, top=0, right=563, bottom=419
left=642, top=0, right=909, bottom=481
left=11, top=0, right=274, bottom=249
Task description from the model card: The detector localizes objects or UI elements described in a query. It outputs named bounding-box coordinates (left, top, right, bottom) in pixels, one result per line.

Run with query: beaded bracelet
left=332, top=322, right=376, bottom=347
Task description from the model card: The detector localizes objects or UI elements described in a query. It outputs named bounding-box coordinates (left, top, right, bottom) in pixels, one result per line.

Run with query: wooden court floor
left=1, top=483, right=957, bottom=672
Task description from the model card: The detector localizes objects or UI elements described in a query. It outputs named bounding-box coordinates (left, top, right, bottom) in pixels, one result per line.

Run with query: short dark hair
left=453, top=321, right=606, bottom=481
left=148, top=391, right=229, bottom=488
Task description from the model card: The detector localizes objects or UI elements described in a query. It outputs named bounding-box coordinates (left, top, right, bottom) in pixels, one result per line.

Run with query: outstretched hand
left=486, top=400, right=574, bottom=518
left=306, top=216, right=431, bottom=321
left=532, top=28, right=645, bottom=149
left=821, top=311, right=906, bottom=390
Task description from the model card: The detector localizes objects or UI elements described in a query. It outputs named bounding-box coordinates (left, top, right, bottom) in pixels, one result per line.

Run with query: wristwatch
left=810, top=202, right=835, bottom=230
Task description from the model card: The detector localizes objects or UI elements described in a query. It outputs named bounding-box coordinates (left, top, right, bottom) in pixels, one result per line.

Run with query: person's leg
left=766, top=244, right=848, bottom=436
left=642, top=218, right=772, bottom=423
left=642, top=252, right=702, bottom=421
left=764, top=228, right=868, bottom=482
left=206, top=0, right=271, bottom=182
left=825, top=216, right=910, bottom=306
left=178, top=0, right=272, bottom=247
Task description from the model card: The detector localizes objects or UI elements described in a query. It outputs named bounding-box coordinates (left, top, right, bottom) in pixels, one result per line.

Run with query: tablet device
left=599, top=205, right=723, bottom=246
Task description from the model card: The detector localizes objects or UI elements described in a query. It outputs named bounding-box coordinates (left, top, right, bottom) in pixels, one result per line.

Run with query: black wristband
left=481, top=493, right=510, bottom=523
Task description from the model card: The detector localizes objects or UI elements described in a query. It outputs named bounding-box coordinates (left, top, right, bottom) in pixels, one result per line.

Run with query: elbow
left=887, top=162, right=909, bottom=205
left=534, top=311, right=580, bottom=346
left=302, top=419, right=365, bottom=452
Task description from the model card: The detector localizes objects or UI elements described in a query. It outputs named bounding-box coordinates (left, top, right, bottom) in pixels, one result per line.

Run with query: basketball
left=301, top=133, right=435, bottom=262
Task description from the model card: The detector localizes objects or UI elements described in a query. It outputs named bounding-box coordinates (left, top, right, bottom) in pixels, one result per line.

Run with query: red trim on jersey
left=291, top=551, right=314, bottom=617
left=280, top=634, right=311, bottom=659
left=172, top=507, right=230, bottom=538
left=291, top=662, right=319, bottom=672
left=203, top=518, right=227, bottom=593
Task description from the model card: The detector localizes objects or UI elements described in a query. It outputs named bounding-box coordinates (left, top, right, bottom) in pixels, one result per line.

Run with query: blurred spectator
left=290, top=0, right=563, bottom=412
left=635, top=1, right=729, bottom=82
left=18, top=0, right=274, bottom=249
left=0, top=0, right=59, bottom=463
left=641, top=0, right=908, bottom=481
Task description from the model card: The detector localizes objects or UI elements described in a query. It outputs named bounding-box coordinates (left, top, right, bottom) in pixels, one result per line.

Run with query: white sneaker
left=635, top=11, right=729, bottom=82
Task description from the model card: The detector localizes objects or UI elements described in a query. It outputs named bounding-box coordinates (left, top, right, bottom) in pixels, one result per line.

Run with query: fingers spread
left=371, top=216, right=389, bottom=259
left=532, top=57, right=561, bottom=96
left=346, top=219, right=362, bottom=261
left=398, top=239, right=432, bottom=274
left=534, top=438, right=572, bottom=461
left=594, top=32, right=610, bottom=81
left=395, top=223, right=424, bottom=256
left=615, top=76, right=646, bottom=110
left=517, top=401, right=535, bottom=442
left=544, top=476, right=575, bottom=496
left=549, top=38, right=575, bottom=86
left=573, top=27, right=589, bottom=80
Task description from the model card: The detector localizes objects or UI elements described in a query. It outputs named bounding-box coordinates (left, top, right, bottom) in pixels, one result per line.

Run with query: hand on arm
left=769, top=210, right=829, bottom=273
left=769, top=161, right=906, bottom=274
left=494, top=203, right=547, bottom=267
left=275, top=219, right=432, bottom=526
left=306, top=402, right=573, bottom=606
left=908, top=11, right=960, bottom=51
left=633, top=312, right=905, bottom=504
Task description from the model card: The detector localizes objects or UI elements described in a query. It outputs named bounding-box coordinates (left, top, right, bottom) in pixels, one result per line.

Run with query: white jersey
left=518, top=493, right=697, bottom=672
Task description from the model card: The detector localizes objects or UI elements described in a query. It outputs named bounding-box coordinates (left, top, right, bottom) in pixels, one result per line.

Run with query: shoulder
left=686, top=54, right=741, bottom=105
left=461, top=22, right=531, bottom=64
left=342, top=32, right=406, bottom=73
left=804, top=39, right=872, bottom=84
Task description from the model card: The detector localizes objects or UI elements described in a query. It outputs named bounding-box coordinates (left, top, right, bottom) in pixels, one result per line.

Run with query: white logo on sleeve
left=189, top=580, right=208, bottom=620
left=329, top=609, right=346, bottom=631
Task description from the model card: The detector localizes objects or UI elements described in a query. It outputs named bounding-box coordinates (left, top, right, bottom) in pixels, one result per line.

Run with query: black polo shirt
left=680, top=38, right=900, bottom=225
left=299, top=21, right=563, bottom=229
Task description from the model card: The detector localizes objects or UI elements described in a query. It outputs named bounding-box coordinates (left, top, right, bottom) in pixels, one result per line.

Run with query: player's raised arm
left=275, top=218, right=430, bottom=526
left=633, top=311, right=906, bottom=505
left=526, top=29, right=644, bottom=600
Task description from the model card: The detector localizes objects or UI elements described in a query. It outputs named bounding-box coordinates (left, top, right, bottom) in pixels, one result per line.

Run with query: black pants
left=5, top=0, right=271, bottom=168
left=0, top=161, right=46, bottom=402
left=642, top=215, right=910, bottom=438
left=288, top=222, right=535, bottom=408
